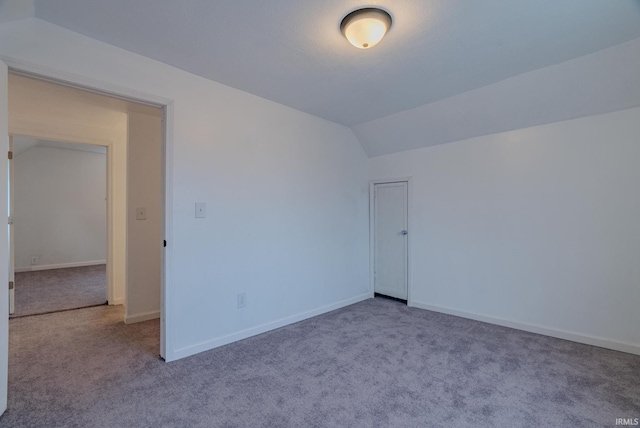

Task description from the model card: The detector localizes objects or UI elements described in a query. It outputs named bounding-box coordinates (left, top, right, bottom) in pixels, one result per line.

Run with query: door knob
left=401, top=230, right=408, bottom=235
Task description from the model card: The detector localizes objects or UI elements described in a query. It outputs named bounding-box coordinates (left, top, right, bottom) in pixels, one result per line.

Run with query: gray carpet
left=12, top=265, right=107, bottom=318
left=1, top=297, right=639, bottom=427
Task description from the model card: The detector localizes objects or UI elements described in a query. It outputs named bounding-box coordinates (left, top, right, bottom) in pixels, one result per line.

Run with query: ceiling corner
left=0, top=0, right=35, bottom=24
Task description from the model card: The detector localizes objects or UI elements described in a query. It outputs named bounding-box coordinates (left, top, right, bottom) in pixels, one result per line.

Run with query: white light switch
left=195, top=202, right=206, bottom=219
left=136, top=207, right=147, bottom=220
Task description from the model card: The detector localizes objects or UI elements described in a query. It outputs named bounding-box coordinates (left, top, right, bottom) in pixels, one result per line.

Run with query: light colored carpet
left=12, top=265, right=107, bottom=318
left=1, top=297, right=639, bottom=427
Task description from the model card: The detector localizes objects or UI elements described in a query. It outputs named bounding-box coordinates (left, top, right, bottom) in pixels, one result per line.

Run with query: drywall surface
left=8, top=73, right=128, bottom=305
left=369, top=107, right=640, bottom=353
left=126, top=111, right=162, bottom=323
left=354, top=37, right=640, bottom=157
left=0, top=18, right=370, bottom=360
left=0, top=0, right=34, bottom=23
left=14, top=146, right=106, bottom=270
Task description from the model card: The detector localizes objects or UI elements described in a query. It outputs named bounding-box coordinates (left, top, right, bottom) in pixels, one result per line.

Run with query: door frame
left=369, top=177, right=412, bottom=306
left=1, top=56, right=174, bottom=360
left=8, top=136, right=14, bottom=315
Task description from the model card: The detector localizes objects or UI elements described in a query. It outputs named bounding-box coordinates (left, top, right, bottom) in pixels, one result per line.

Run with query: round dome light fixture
left=340, top=7, right=392, bottom=49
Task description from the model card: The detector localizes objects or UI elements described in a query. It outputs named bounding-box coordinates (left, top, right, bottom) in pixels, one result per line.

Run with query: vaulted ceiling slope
left=28, top=1, right=640, bottom=156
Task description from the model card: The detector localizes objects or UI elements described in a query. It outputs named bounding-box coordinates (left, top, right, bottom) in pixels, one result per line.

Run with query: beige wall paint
left=126, top=111, right=162, bottom=323
left=8, top=73, right=162, bottom=314
left=8, top=73, right=127, bottom=304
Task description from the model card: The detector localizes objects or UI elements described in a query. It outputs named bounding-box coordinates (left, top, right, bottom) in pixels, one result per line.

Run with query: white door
left=373, top=181, right=408, bottom=300
left=0, top=60, right=10, bottom=415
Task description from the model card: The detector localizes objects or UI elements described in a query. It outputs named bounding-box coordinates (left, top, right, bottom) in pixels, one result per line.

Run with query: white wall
left=0, top=18, right=370, bottom=361
left=14, top=146, right=106, bottom=270
left=369, top=107, right=640, bottom=354
left=126, top=111, right=162, bottom=323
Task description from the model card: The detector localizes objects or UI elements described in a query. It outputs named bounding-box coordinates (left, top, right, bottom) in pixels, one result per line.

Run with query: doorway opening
left=6, top=70, right=166, bottom=355
left=370, top=179, right=411, bottom=305
left=9, top=136, right=108, bottom=318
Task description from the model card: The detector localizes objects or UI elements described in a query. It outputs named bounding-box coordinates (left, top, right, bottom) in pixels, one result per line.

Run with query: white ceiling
left=18, top=1, right=640, bottom=157
left=32, top=0, right=640, bottom=128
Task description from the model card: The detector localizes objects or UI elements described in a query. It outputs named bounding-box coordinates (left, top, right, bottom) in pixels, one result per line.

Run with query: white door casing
left=0, top=59, right=10, bottom=416
left=373, top=181, right=408, bottom=300
left=2, top=60, right=172, bottom=362
left=8, top=136, right=13, bottom=315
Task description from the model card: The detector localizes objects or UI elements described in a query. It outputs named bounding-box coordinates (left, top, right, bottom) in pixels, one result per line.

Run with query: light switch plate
left=237, top=292, right=247, bottom=309
left=195, top=202, right=206, bottom=219
left=136, top=207, right=147, bottom=220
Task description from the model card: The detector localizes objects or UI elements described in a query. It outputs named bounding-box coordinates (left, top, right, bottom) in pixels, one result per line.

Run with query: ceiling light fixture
left=340, top=7, right=392, bottom=50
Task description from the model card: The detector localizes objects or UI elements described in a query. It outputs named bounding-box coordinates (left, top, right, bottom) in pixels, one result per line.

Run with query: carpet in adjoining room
left=11, top=264, right=107, bottom=317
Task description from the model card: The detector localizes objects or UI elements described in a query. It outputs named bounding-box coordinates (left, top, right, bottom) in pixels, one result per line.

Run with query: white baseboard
left=15, top=260, right=106, bottom=273
left=169, top=292, right=371, bottom=361
left=411, top=301, right=640, bottom=356
left=109, top=298, right=124, bottom=306
left=125, top=310, right=160, bottom=324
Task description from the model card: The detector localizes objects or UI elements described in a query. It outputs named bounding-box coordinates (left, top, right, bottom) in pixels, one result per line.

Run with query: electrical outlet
left=30, top=256, right=38, bottom=265
left=237, top=292, right=247, bottom=309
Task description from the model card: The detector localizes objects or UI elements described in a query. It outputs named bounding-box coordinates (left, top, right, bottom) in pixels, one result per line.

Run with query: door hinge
left=163, top=240, right=166, bottom=247
left=8, top=151, right=13, bottom=160
left=9, top=281, right=14, bottom=290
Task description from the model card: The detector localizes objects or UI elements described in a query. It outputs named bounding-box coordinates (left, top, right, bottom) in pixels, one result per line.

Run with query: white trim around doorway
left=1, top=56, right=174, bottom=360
left=369, top=177, right=413, bottom=307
